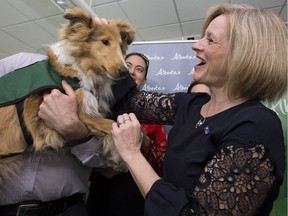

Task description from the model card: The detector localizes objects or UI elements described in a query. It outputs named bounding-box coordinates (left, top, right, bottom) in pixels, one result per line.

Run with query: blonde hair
left=202, top=4, right=287, bottom=102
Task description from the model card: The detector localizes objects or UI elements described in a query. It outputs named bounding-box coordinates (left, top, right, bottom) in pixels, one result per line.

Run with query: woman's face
left=192, top=15, right=229, bottom=87
left=125, top=55, right=147, bottom=88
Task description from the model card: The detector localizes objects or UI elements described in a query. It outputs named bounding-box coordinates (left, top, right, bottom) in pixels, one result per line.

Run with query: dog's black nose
left=119, top=66, right=129, bottom=77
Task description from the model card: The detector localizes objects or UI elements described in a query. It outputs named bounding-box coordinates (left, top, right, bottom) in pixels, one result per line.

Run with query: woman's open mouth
left=196, top=56, right=206, bottom=66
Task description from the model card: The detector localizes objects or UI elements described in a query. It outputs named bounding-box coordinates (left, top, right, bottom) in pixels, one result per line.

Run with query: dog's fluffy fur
left=0, top=8, right=135, bottom=184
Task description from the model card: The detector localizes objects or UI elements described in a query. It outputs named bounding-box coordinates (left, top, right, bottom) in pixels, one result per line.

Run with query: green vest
left=0, top=60, right=80, bottom=107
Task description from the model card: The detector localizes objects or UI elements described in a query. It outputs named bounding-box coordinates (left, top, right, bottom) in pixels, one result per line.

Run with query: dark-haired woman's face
left=125, top=55, right=147, bottom=88
left=192, top=15, right=229, bottom=87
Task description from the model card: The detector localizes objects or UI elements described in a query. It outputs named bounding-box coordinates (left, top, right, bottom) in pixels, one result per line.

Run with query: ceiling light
left=51, top=0, right=97, bottom=17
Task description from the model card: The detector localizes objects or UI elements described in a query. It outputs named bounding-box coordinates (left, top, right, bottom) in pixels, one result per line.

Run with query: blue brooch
left=204, top=126, right=210, bottom=135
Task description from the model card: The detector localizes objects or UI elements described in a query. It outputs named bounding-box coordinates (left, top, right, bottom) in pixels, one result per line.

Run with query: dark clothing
left=119, top=91, right=285, bottom=216
left=86, top=173, right=144, bottom=216
left=86, top=75, right=144, bottom=216
left=0, top=193, right=87, bottom=216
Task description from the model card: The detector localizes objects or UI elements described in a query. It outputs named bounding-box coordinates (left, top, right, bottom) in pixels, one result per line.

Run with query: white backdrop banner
left=132, top=40, right=198, bottom=93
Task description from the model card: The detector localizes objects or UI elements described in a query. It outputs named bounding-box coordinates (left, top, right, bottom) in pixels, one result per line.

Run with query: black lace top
left=119, top=90, right=285, bottom=216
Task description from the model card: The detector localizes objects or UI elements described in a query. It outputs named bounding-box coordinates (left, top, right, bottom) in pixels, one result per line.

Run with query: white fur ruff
left=50, top=41, right=113, bottom=117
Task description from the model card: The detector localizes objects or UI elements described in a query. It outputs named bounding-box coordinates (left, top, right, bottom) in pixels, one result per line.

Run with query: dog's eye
left=102, top=40, right=110, bottom=46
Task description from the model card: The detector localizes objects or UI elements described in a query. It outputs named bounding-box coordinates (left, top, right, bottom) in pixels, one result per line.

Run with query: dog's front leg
left=78, top=111, right=127, bottom=172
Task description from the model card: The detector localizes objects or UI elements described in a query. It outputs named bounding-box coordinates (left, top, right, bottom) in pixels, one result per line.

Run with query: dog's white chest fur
left=50, top=42, right=113, bottom=117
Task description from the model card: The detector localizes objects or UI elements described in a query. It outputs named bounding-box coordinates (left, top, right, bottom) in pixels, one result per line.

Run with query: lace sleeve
left=129, top=91, right=177, bottom=125
left=181, top=143, right=276, bottom=216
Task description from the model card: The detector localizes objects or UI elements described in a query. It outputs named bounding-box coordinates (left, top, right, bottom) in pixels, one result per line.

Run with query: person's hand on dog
left=112, top=113, right=143, bottom=162
left=38, top=80, right=90, bottom=141
left=94, top=17, right=108, bottom=25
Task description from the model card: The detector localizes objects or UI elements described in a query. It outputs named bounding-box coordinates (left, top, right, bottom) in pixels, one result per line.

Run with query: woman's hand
left=112, top=113, right=143, bottom=162
left=38, top=80, right=90, bottom=141
left=112, top=113, right=161, bottom=197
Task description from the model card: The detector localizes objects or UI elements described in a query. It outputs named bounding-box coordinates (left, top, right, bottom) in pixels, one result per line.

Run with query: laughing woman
left=111, top=4, right=287, bottom=216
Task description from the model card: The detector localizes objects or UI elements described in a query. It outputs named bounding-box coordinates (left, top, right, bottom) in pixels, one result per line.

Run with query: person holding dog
left=0, top=52, right=136, bottom=216
left=86, top=52, right=167, bottom=216
left=0, top=15, right=138, bottom=216
left=0, top=53, right=91, bottom=216
left=110, top=4, right=287, bottom=215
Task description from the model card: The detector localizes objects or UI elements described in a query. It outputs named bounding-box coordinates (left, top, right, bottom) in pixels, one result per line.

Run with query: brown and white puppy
left=0, top=8, right=136, bottom=183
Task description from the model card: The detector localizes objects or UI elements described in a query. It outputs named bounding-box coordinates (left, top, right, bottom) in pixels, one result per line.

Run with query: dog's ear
left=116, top=21, right=136, bottom=45
left=114, top=21, right=136, bottom=54
left=63, top=8, right=93, bottom=29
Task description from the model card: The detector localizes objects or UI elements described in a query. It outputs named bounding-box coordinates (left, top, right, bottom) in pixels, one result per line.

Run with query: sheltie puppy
left=0, top=8, right=136, bottom=184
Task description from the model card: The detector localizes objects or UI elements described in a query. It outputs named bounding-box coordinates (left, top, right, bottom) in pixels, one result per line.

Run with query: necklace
left=195, top=102, right=210, bottom=128
left=195, top=117, right=206, bottom=128
left=195, top=100, right=236, bottom=128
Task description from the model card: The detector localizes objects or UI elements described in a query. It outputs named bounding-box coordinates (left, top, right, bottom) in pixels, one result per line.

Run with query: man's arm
left=0, top=52, right=47, bottom=76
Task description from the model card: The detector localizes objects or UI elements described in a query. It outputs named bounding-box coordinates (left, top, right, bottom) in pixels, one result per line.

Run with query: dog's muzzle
left=119, top=66, right=129, bottom=77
